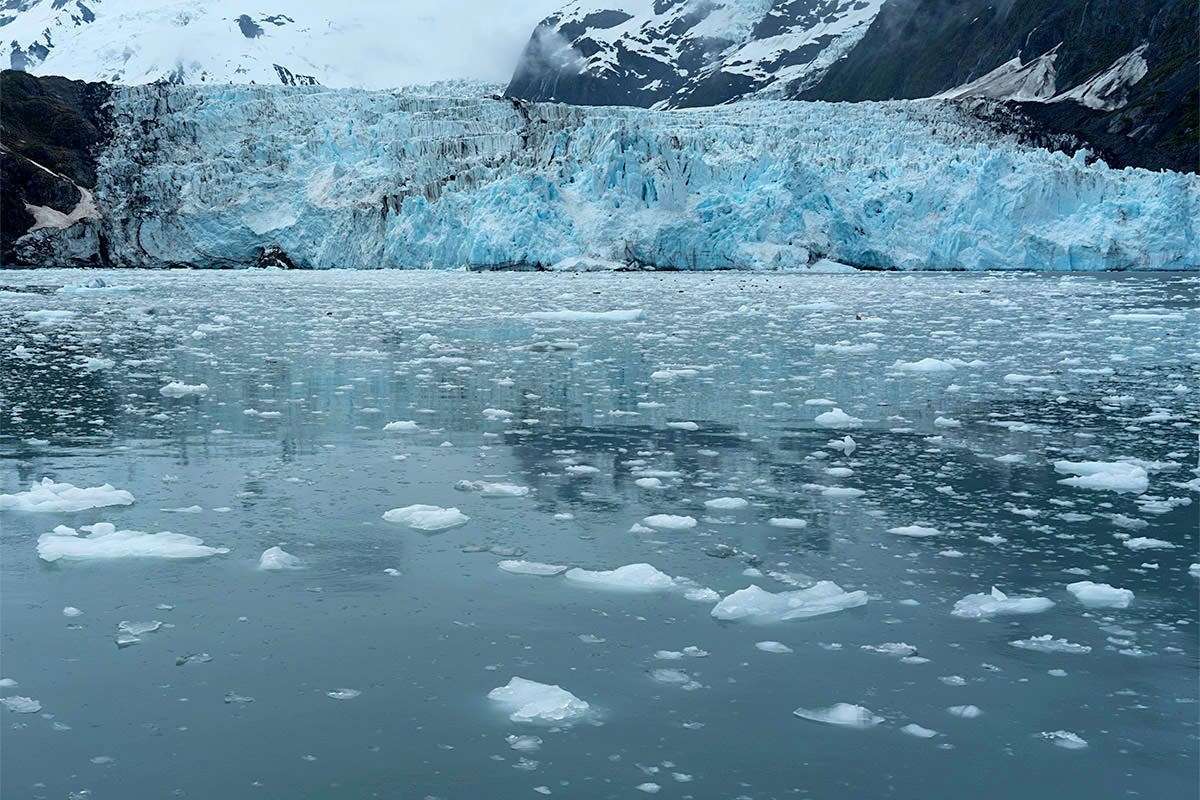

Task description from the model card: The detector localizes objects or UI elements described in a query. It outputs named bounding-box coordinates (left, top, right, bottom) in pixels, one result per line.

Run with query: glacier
left=19, top=84, right=1199, bottom=271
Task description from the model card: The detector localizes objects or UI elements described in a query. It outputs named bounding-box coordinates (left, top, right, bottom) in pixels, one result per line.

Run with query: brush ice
left=951, top=586, right=1054, bottom=618
left=887, top=524, right=940, bottom=537
left=814, top=408, right=862, bottom=428
left=641, top=514, right=697, bottom=530
left=258, top=546, right=303, bottom=570
left=383, top=504, right=469, bottom=530
left=0, top=478, right=134, bottom=512
left=1010, top=635, right=1092, bottom=654
left=498, top=560, right=568, bottom=577
left=37, top=523, right=229, bottom=561
left=487, top=677, right=591, bottom=724
left=159, top=381, right=209, bottom=397
left=793, top=703, right=883, bottom=728
left=1066, top=581, right=1133, bottom=608
left=711, top=582, right=868, bottom=622
left=525, top=309, right=644, bottom=322
left=1054, top=461, right=1149, bottom=493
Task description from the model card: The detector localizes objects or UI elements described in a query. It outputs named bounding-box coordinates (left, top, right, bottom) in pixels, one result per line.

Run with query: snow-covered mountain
left=4, top=77, right=1196, bottom=271
left=505, top=0, right=886, bottom=108
left=0, top=0, right=553, bottom=88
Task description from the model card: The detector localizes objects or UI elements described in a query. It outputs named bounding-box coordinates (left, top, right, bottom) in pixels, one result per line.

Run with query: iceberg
left=951, top=586, right=1054, bottom=618
left=37, top=523, right=229, bottom=561
left=711, top=582, right=868, bottom=622
left=487, top=677, right=591, bottom=724
left=0, top=478, right=134, bottom=513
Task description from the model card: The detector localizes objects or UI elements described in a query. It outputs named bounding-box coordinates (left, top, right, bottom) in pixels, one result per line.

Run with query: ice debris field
left=0, top=269, right=1196, bottom=799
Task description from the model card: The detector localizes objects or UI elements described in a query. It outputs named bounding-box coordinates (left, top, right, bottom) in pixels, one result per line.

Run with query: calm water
left=1, top=269, right=1197, bottom=800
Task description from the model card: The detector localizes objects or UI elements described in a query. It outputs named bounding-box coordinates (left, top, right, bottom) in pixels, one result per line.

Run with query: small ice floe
left=161, top=505, right=203, bottom=514
left=1190, top=563, right=1200, bottom=578
left=654, top=646, right=708, bottom=660
left=0, top=696, right=42, bottom=713
left=0, top=679, right=16, bottom=687
left=176, top=652, right=213, bottom=666
left=793, top=703, right=883, bottom=728
left=704, top=497, right=748, bottom=510
left=814, top=408, right=862, bottom=428
left=1066, top=581, right=1133, bottom=609
left=649, top=669, right=702, bottom=690
left=159, top=381, right=209, bottom=397
left=711, top=582, right=868, bottom=623
left=951, top=587, right=1054, bottom=619
left=0, top=478, right=134, bottom=513
left=641, top=514, right=697, bottom=530
left=890, top=358, right=956, bottom=373
left=1009, top=635, right=1092, bottom=654
left=947, top=705, right=982, bottom=718
left=258, top=547, right=303, bottom=570
left=820, top=486, right=865, bottom=499
left=326, top=688, right=361, bottom=700
left=58, top=280, right=143, bottom=294
left=1040, top=730, right=1088, bottom=749
left=117, top=620, right=161, bottom=647
left=636, top=477, right=665, bottom=489
left=456, top=480, right=530, bottom=498
left=382, top=505, right=469, bottom=531
left=488, top=677, right=591, bottom=724
left=900, top=723, right=939, bottom=738
left=24, top=309, right=75, bottom=326
left=525, top=309, right=643, bottom=322
left=1054, top=461, right=1149, bottom=494
left=1123, top=537, right=1176, bottom=551
left=564, top=563, right=713, bottom=602
left=498, top=560, right=568, bottom=577
left=666, top=421, right=699, bottom=431
left=383, top=420, right=420, bottom=432
left=829, top=435, right=857, bottom=455
left=63, top=606, right=83, bottom=617
left=861, top=643, right=919, bottom=658
left=755, top=641, right=793, bottom=654
left=79, top=356, right=115, bottom=371
left=768, top=517, right=808, bottom=528
left=635, top=783, right=661, bottom=794
left=506, top=734, right=542, bottom=752
left=887, top=524, right=940, bottom=538
left=933, top=416, right=962, bottom=427
left=38, top=523, right=229, bottom=561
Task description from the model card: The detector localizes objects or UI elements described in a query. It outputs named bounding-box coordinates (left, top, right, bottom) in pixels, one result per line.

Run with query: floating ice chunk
left=564, top=464, right=600, bottom=475
left=1040, top=730, right=1088, bottom=749
left=951, top=587, right=1054, bottom=619
left=711, top=582, right=868, bottom=623
left=814, top=408, right=862, bottom=428
left=383, top=420, right=419, bottom=432
left=891, top=358, right=956, bottom=373
left=704, top=497, right=748, bottom=510
left=933, top=416, right=962, bottom=427
left=0, top=679, right=15, bottom=687
left=1066, top=581, right=1133, bottom=608
left=901, top=723, right=939, bottom=738
left=821, top=487, right=865, bottom=499
left=63, top=606, right=82, bottom=617
left=526, top=309, right=643, bottom=322
left=159, top=381, right=209, bottom=397
left=1108, top=312, right=1184, bottom=322
left=666, top=421, right=700, bottom=431
left=1190, top=563, right=1200, bottom=577
left=564, top=563, right=677, bottom=591
left=887, top=524, right=940, bottom=537
left=1054, top=461, right=1149, bottom=493
left=947, top=705, right=982, bottom=718
left=58, top=282, right=143, bottom=294
left=861, top=643, right=918, bottom=658
left=38, top=523, right=228, bottom=561
left=80, top=356, right=115, bottom=371
left=24, top=309, right=75, bottom=326
left=830, top=435, right=857, bottom=455
left=641, top=514, right=697, bottom=530
left=636, top=477, right=665, bottom=489
left=1010, top=635, right=1092, bottom=654
left=793, top=703, right=883, bottom=728
left=326, top=688, right=361, bottom=700
left=649, top=669, right=702, bottom=690
left=498, top=560, right=568, bottom=577
left=487, top=677, right=591, bottom=724
left=1123, top=537, right=1176, bottom=551
left=755, top=641, right=793, bottom=654
left=258, top=547, right=302, bottom=570
left=506, top=734, right=542, bottom=752
left=654, top=646, right=708, bottom=660
left=478, top=483, right=530, bottom=498
left=0, top=696, right=42, bottom=713
left=118, top=620, right=161, bottom=637
left=0, top=478, right=135, bottom=513
left=768, top=517, right=808, bottom=528
left=161, top=505, right=203, bottom=513
left=382, top=505, right=469, bottom=531
left=635, top=783, right=661, bottom=794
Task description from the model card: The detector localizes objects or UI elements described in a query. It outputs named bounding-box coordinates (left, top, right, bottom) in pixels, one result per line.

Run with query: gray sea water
left=1, top=269, right=1197, bottom=800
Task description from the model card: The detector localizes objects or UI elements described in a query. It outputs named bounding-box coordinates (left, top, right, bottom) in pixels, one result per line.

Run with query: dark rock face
left=0, top=70, right=111, bottom=265
left=798, top=0, right=1198, bottom=173
left=255, top=245, right=299, bottom=270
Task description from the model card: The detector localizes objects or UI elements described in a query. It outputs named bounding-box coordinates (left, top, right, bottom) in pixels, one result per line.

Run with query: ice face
left=0, top=478, right=135, bottom=513
left=951, top=586, right=1055, bottom=619
left=487, top=677, right=591, bottom=724
left=711, top=582, right=869, bottom=622
left=1066, top=581, right=1134, bottom=609
left=37, top=523, right=229, bottom=562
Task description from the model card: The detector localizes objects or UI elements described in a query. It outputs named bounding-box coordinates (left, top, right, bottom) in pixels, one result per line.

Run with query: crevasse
left=29, top=84, right=1199, bottom=270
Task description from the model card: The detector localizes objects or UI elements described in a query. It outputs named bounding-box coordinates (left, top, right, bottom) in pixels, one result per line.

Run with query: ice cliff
left=10, top=83, right=1199, bottom=271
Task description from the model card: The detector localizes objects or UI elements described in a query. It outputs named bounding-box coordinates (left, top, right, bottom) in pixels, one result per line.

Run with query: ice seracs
left=488, top=677, right=592, bottom=724
left=951, top=586, right=1054, bottom=619
left=37, top=523, right=229, bottom=562
left=711, top=582, right=868, bottom=623
left=0, top=478, right=135, bottom=513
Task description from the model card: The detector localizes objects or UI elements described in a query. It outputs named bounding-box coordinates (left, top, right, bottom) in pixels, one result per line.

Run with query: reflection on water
left=1, top=269, right=1197, bottom=800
